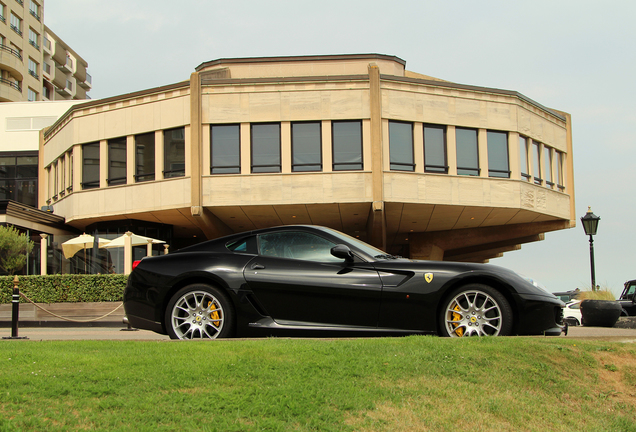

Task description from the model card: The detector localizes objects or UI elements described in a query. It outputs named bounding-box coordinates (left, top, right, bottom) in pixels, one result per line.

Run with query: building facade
left=0, top=0, right=91, bottom=103
left=40, top=54, right=575, bottom=268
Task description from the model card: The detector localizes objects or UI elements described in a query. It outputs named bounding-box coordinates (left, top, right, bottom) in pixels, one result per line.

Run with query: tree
left=0, top=225, right=34, bottom=275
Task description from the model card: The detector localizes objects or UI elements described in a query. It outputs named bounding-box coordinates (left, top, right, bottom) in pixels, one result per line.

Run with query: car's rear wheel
left=165, top=284, right=234, bottom=340
left=440, top=284, right=513, bottom=337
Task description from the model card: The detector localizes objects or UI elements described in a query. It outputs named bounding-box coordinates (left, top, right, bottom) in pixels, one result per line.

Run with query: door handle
left=251, top=263, right=265, bottom=270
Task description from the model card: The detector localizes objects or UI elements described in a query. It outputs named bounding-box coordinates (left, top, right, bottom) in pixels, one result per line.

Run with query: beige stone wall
left=199, top=58, right=404, bottom=79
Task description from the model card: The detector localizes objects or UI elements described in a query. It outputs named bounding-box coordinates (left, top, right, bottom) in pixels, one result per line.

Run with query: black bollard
left=3, top=276, right=28, bottom=340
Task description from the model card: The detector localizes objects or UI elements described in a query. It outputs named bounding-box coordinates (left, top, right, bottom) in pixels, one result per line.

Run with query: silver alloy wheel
left=444, top=290, right=503, bottom=337
left=170, top=290, right=225, bottom=339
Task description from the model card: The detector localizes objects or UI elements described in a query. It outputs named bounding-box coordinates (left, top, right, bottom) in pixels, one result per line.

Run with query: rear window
left=226, top=236, right=257, bottom=254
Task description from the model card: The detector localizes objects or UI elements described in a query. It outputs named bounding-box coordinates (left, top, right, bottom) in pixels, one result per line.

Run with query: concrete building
left=39, top=53, right=574, bottom=272
left=0, top=0, right=91, bottom=102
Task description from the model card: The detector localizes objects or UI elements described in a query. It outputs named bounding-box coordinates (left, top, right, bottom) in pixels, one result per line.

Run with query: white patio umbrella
left=103, top=233, right=165, bottom=249
left=61, top=233, right=112, bottom=273
left=61, top=233, right=112, bottom=259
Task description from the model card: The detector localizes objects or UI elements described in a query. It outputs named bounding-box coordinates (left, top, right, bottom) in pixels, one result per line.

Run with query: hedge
left=0, top=274, right=128, bottom=303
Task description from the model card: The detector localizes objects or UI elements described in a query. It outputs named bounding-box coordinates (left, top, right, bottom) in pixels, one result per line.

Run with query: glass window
left=258, top=231, right=343, bottom=262
left=0, top=153, right=35, bottom=205
left=53, top=161, right=58, bottom=196
left=0, top=4, right=5, bottom=21
left=29, top=0, right=39, bottom=19
left=211, top=124, right=240, bottom=174
left=519, top=136, right=530, bottom=180
left=10, top=13, right=21, bottom=34
left=135, top=132, right=155, bottom=182
left=251, top=123, right=280, bottom=173
left=456, top=128, right=479, bottom=176
left=423, top=124, right=447, bottom=173
left=82, top=142, right=100, bottom=189
left=27, top=88, right=36, bottom=101
left=108, top=137, right=127, bottom=186
left=292, top=122, right=321, bottom=172
left=60, top=157, right=65, bottom=191
left=556, top=151, right=565, bottom=189
left=28, top=58, right=38, bottom=77
left=28, top=28, right=38, bottom=48
left=544, top=147, right=553, bottom=186
left=533, top=141, right=542, bottom=185
left=389, top=121, right=414, bottom=171
left=487, top=131, right=509, bottom=178
left=163, top=127, right=185, bottom=178
left=69, top=152, right=73, bottom=190
left=332, top=121, right=363, bottom=171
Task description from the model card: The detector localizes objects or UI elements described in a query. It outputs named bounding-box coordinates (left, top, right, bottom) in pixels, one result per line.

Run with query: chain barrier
left=19, top=292, right=124, bottom=323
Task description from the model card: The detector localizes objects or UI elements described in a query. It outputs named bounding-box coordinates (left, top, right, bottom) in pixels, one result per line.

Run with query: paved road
left=2, top=325, right=636, bottom=342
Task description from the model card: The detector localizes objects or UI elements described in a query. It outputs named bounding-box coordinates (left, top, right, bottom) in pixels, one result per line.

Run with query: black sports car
left=124, top=225, right=565, bottom=339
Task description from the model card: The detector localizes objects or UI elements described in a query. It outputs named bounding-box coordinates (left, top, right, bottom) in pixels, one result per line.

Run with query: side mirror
left=331, top=244, right=354, bottom=262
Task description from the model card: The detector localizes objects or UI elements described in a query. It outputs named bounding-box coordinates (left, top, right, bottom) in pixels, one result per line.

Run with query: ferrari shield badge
left=425, top=273, right=434, bottom=283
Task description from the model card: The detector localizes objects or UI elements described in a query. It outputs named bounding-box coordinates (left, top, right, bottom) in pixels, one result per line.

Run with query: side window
left=258, top=232, right=342, bottom=262
left=226, top=236, right=257, bottom=254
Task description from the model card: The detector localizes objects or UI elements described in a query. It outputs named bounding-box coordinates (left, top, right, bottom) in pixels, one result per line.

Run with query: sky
left=44, top=0, right=636, bottom=296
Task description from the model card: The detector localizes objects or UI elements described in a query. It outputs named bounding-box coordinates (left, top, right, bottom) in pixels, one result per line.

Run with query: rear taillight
left=132, top=260, right=141, bottom=271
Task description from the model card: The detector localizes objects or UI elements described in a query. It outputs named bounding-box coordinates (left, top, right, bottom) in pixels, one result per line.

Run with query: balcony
left=79, top=72, right=92, bottom=89
left=0, top=45, right=24, bottom=81
left=42, top=62, right=52, bottom=78
left=0, top=77, right=23, bottom=102
left=10, top=24, right=23, bottom=37
left=15, top=0, right=23, bottom=5
left=29, top=39, right=40, bottom=51
left=29, top=9, right=40, bottom=21
left=58, top=56, right=73, bottom=73
left=43, top=37, right=51, bottom=53
left=28, top=69, right=39, bottom=80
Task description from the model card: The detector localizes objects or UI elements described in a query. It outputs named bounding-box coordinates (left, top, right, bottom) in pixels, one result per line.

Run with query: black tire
left=439, top=284, right=513, bottom=337
left=164, top=284, right=234, bottom=340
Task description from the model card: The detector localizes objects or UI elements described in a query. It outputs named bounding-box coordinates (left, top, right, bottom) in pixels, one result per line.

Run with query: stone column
left=40, top=234, right=48, bottom=275
left=124, top=231, right=133, bottom=274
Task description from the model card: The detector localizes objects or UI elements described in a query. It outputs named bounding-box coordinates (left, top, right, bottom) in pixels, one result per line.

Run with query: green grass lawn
left=1, top=336, right=635, bottom=431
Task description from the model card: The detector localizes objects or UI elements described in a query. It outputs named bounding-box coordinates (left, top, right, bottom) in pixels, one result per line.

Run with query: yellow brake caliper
left=451, top=304, right=464, bottom=337
left=208, top=301, right=221, bottom=328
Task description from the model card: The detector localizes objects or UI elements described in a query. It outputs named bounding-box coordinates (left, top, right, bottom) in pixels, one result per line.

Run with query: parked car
left=618, top=280, right=636, bottom=316
left=552, top=289, right=581, bottom=303
left=563, top=300, right=583, bottom=326
left=123, top=225, right=565, bottom=339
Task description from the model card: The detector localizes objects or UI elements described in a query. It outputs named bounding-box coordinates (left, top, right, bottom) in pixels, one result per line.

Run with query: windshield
left=321, top=227, right=388, bottom=259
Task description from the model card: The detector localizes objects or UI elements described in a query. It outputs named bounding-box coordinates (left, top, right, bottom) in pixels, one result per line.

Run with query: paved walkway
left=2, top=324, right=636, bottom=342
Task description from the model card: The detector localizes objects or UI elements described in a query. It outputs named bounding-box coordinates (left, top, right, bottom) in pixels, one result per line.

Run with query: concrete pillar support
left=40, top=234, right=48, bottom=275
left=124, top=231, right=133, bottom=275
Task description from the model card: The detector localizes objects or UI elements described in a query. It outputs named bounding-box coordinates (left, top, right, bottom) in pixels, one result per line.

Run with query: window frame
left=163, top=127, right=186, bottom=178
left=250, top=122, right=281, bottom=173
left=389, top=120, right=415, bottom=172
left=423, top=123, right=448, bottom=174
left=455, top=127, right=480, bottom=176
left=134, top=132, right=155, bottom=182
left=544, top=146, right=554, bottom=187
left=107, top=137, right=127, bottom=186
left=81, top=142, right=100, bottom=190
left=331, top=120, right=363, bottom=171
left=210, top=124, right=241, bottom=174
left=486, top=130, right=510, bottom=178
left=291, top=121, right=322, bottom=172
left=519, top=136, right=530, bottom=181
left=556, top=151, right=565, bottom=191
left=532, top=140, right=542, bottom=185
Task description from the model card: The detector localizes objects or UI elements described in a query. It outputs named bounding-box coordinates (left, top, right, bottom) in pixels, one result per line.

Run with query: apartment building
left=0, top=0, right=91, bottom=103
left=38, top=54, right=575, bottom=274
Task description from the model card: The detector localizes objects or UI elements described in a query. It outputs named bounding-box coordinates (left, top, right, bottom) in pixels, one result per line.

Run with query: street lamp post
left=580, top=207, right=601, bottom=291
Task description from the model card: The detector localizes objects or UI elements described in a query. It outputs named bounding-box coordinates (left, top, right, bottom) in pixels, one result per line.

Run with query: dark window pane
left=424, top=125, right=447, bottom=173
left=533, top=141, right=542, bottom=184
left=332, top=121, right=362, bottom=171
left=135, top=132, right=155, bottom=182
left=164, top=127, right=185, bottom=178
left=487, top=131, right=509, bottom=178
left=251, top=123, right=280, bottom=173
left=211, top=124, right=240, bottom=174
left=0, top=157, right=16, bottom=179
left=389, top=121, right=414, bottom=171
left=82, top=142, right=100, bottom=189
left=0, top=179, right=16, bottom=200
left=292, top=122, right=321, bottom=172
left=108, top=137, right=127, bottom=186
left=456, top=128, right=479, bottom=176
left=519, top=136, right=529, bottom=179
left=16, top=180, right=36, bottom=207
left=544, top=147, right=553, bottom=184
left=258, top=231, right=342, bottom=262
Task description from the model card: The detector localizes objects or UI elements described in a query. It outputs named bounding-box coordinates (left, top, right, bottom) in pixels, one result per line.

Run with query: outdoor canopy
left=103, top=234, right=165, bottom=249
left=61, top=233, right=111, bottom=259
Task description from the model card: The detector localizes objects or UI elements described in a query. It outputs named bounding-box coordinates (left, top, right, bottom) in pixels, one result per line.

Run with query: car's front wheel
left=165, top=284, right=234, bottom=340
left=440, top=284, right=513, bottom=337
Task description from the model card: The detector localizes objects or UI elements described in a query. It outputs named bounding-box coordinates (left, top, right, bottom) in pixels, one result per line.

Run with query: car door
left=243, top=230, right=382, bottom=327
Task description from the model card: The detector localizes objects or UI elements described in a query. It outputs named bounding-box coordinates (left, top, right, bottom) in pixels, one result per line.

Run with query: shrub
left=0, top=274, right=128, bottom=303
left=0, top=225, right=34, bottom=275
left=578, top=289, right=616, bottom=301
